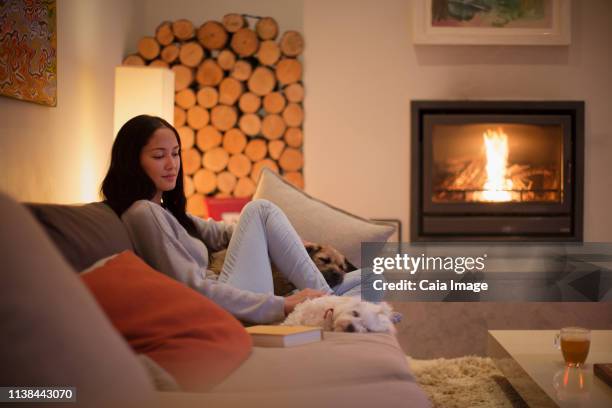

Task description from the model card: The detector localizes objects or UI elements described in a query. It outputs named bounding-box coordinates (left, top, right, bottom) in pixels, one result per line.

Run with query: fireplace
left=410, top=101, right=584, bottom=241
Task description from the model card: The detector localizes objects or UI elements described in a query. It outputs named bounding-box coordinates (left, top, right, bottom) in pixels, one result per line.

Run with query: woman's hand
left=283, top=288, right=328, bottom=316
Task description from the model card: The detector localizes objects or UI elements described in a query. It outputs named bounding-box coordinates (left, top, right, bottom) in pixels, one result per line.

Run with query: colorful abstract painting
left=431, top=0, right=553, bottom=29
left=0, top=0, right=57, bottom=106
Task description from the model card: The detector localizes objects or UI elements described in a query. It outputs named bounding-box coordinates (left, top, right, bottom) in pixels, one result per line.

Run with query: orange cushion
left=81, top=251, right=252, bottom=391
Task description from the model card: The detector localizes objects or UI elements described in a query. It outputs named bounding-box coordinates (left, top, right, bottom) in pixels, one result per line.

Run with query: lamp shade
left=113, top=66, right=175, bottom=137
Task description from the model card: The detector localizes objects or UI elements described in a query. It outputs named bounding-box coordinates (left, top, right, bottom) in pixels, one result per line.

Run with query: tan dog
left=208, top=241, right=356, bottom=296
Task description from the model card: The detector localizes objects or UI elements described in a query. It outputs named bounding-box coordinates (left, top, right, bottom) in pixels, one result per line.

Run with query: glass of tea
left=554, top=327, right=591, bottom=367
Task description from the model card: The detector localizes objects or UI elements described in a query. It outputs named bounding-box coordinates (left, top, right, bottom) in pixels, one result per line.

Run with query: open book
left=246, top=325, right=322, bottom=348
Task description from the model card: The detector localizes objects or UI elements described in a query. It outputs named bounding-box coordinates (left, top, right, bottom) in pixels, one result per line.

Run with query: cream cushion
left=253, top=169, right=394, bottom=267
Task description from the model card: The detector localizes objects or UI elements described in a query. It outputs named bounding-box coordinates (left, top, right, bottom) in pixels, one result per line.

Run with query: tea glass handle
left=554, top=333, right=561, bottom=349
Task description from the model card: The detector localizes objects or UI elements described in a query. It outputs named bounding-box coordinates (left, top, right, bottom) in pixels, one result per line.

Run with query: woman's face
left=140, top=127, right=180, bottom=203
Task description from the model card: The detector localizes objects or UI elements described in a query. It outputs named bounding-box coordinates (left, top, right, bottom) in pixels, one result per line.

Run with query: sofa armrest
left=0, top=193, right=156, bottom=408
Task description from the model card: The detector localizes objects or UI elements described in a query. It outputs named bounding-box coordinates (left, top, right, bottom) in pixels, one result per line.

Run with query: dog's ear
left=363, top=302, right=397, bottom=335
left=345, top=259, right=358, bottom=272
left=323, top=308, right=335, bottom=331
left=377, top=302, right=394, bottom=317
left=305, top=242, right=321, bottom=256
left=377, top=302, right=402, bottom=324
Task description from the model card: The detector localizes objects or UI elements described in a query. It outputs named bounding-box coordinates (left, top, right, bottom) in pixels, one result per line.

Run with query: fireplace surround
left=410, top=101, right=584, bottom=241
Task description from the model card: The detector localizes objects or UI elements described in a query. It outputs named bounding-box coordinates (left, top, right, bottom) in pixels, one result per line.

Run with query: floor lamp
left=113, top=66, right=175, bottom=137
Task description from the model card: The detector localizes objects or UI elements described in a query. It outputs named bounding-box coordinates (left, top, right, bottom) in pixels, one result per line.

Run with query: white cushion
left=253, top=169, right=394, bottom=267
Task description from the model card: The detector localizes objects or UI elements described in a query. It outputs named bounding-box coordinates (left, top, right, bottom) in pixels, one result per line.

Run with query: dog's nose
left=322, top=270, right=344, bottom=287
left=345, top=323, right=355, bottom=332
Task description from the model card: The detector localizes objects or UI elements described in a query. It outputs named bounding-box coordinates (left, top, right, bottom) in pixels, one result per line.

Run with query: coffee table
left=488, top=330, right=612, bottom=408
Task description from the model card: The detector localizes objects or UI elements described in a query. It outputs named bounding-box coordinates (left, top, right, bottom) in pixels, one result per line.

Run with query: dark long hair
left=101, top=114, right=199, bottom=239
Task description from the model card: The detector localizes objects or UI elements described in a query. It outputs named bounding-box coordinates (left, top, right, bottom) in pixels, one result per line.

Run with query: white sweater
left=121, top=200, right=285, bottom=323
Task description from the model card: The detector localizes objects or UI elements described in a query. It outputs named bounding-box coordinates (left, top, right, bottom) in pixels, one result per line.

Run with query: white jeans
left=218, top=200, right=333, bottom=295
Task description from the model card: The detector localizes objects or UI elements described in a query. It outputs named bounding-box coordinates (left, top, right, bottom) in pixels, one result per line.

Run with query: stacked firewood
left=123, top=14, right=305, bottom=216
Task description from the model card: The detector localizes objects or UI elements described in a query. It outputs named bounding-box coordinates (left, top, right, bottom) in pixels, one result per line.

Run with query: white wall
left=1, top=0, right=610, bottom=241
left=304, top=0, right=612, bottom=241
left=0, top=0, right=135, bottom=203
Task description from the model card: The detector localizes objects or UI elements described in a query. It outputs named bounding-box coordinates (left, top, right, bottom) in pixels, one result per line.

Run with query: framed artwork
left=0, top=0, right=57, bottom=106
left=413, top=0, right=571, bottom=45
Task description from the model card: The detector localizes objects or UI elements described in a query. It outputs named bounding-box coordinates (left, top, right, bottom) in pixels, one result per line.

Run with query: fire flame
left=479, top=128, right=513, bottom=202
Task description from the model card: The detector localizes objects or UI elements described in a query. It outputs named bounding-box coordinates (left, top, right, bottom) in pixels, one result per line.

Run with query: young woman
left=101, top=115, right=336, bottom=324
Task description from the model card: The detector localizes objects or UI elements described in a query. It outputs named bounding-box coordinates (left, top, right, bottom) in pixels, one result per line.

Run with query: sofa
left=0, top=190, right=430, bottom=408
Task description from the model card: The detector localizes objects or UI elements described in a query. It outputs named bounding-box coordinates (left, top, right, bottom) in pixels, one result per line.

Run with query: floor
left=391, top=302, right=612, bottom=358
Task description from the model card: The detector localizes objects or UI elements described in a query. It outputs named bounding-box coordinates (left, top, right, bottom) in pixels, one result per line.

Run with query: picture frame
left=412, top=0, right=571, bottom=46
left=0, top=0, right=57, bottom=106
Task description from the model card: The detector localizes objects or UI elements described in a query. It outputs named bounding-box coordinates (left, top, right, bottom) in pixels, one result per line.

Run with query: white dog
left=282, top=296, right=397, bottom=335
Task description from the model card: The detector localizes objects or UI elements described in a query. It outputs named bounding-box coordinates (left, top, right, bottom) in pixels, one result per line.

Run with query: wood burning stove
left=410, top=101, right=584, bottom=241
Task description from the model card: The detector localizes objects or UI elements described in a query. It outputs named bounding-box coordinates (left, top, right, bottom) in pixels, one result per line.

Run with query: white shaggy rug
left=409, top=356, right=528, bottom=408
